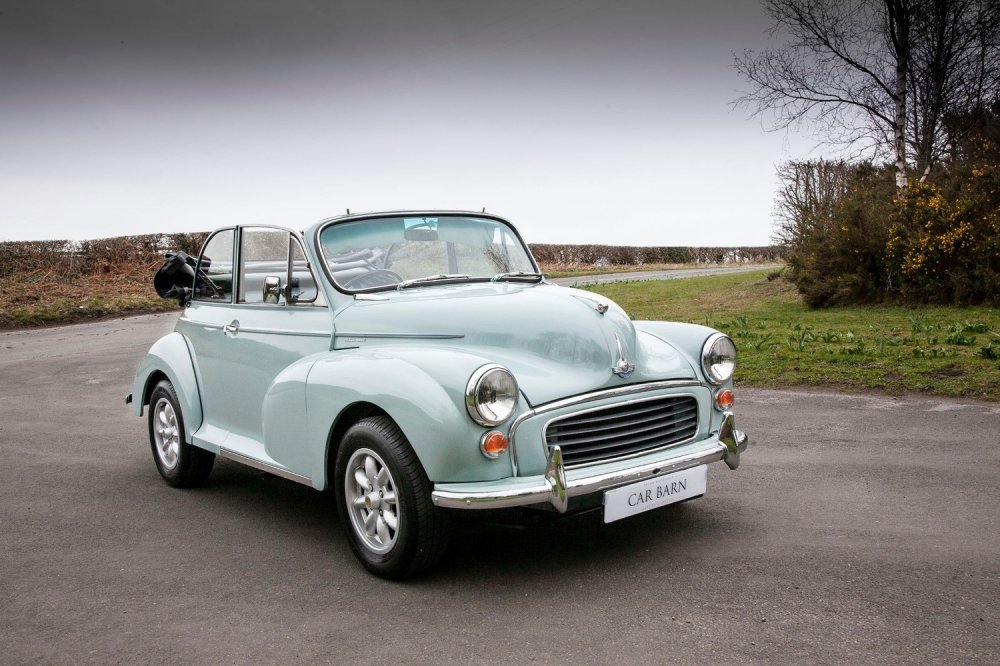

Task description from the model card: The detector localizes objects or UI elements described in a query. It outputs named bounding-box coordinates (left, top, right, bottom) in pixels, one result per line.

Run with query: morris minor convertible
left=128, top=211, right=750, bottom=578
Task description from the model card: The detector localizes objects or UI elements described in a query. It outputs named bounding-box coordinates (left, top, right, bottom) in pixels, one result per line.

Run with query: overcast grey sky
left=1, top=0, right=809, bottom=245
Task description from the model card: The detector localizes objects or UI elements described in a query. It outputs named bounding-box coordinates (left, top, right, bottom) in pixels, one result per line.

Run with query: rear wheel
left=148, top=379, right=214, bottom=487
left=335, top=416, right=449, bottom=579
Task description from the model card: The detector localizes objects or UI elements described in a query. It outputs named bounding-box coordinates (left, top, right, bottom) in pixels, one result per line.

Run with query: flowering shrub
left=777, top=156, right=1000, bottom=308
left=887, top=165, right=1000, bottom=304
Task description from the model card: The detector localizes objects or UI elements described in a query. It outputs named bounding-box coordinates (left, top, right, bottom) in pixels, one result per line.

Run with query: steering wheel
left=341, top=269, right=403, bottom=290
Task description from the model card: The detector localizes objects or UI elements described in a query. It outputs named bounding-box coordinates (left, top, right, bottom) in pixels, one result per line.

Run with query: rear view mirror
left=403, top=217, right=439, bottom=241
left=403, top=228, right=439, bottom=241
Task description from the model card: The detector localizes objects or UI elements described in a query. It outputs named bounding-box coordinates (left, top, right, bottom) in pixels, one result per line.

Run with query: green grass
left=581, top=270, right=1000, bottom=401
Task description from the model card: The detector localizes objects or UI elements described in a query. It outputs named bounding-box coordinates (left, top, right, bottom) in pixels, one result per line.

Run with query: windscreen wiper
left=397, top=274, right=472, bottom=290
left=491, top=271, right=545, bottom=283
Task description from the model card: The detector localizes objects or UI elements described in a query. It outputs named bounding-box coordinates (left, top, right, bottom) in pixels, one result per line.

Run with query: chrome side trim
left=432, top=415, right=750, bottom=513
left=179, top=319, right=329, bottom=339
left=334, top=332, right=465, bottom=340
left=186, top=321, right=225, bottom=331
left=218, top=449, right=313, bottom=487
left=507, top=380, right=703, bottom=475
left=236, top=327, right=330, bottom=338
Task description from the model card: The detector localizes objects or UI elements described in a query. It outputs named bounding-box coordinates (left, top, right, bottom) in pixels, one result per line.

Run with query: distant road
left=548, top=264, right=782, bottom=286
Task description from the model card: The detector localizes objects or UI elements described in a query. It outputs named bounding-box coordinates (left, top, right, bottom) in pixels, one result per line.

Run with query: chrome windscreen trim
left=507, top=380, right=703, bottom=476
left=218, top=449, right=313, bottom=487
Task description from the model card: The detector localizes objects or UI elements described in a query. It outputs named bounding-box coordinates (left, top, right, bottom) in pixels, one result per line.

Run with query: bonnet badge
left=612, top=334, right=635, bottom=379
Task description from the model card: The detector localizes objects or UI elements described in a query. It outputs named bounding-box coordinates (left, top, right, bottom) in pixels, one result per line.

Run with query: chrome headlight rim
left=701, top=332, right=737, bottom=385
left=465, top=364, right=519, bottom=427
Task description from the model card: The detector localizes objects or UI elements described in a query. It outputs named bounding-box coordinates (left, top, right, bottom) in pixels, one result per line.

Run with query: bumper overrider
left=431, top=412, right=749, bottom=513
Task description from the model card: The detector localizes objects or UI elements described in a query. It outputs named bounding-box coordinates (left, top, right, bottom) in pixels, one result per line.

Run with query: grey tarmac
left=1, top=312, right=998, bottom=664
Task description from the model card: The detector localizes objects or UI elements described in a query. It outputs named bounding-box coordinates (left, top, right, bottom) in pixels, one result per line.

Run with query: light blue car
left=128, top=211, right=749, bottom=578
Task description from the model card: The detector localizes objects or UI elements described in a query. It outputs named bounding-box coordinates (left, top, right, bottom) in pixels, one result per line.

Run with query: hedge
left=0, top=233, right=783, bottom=279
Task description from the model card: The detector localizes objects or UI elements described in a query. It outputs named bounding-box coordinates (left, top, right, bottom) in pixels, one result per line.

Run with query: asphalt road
left=1, top=313, right=998, bottom=664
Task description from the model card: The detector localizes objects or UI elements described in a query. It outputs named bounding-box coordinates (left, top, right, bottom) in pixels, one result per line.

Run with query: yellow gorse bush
left=887, top=164, right=1000, bottom=303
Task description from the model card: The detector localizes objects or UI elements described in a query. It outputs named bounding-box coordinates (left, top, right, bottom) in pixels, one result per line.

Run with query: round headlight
left=702, top=333, right=737, bottom=385
left=466, top=365, right=519, bottom=427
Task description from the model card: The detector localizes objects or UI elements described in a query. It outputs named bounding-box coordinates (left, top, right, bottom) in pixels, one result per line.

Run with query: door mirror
left=263, top=276, right=281, bottom=304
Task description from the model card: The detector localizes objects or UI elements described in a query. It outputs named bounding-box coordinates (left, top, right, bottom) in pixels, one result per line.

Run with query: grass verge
left=581, top=270, right=1000, bottom=401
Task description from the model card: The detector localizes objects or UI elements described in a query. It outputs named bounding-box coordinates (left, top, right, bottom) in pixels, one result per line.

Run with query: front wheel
left=148, top=379, right=215, bottom=487
left=335, top=416, right=449, bottom=579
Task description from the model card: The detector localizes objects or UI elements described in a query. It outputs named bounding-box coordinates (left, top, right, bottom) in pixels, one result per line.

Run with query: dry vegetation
left=0, top=234, right=782, bottom=329
left=0, top=233, right=207, bottom=328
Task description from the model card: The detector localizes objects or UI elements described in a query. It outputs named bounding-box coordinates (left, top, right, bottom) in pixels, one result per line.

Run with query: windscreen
left=318, top=215, right=536, bottom=292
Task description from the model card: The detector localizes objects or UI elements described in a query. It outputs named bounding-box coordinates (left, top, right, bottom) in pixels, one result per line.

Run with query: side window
left=238, top=227, right=318, bottom=305
left=290, top=238, right=319, bottom=302
left=194, top=229, right=235, bottom=302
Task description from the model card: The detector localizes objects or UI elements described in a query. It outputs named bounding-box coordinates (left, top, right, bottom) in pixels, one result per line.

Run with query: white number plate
left=602, top=465, right=707, bottom=523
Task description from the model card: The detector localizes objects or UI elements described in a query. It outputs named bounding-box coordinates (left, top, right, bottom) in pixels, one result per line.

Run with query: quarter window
left=193, top=229, right=235, bottom=302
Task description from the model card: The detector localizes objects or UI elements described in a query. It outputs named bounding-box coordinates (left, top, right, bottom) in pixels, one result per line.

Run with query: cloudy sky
left=0, top=0, right=810, bottom=246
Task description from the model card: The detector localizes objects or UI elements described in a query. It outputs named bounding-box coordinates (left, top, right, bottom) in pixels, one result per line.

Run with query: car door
left=181, top=226, right=332, bottom=476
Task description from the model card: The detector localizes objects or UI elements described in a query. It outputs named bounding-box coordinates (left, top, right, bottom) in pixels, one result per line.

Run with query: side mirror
left=263, top=276, right=281, bottom=304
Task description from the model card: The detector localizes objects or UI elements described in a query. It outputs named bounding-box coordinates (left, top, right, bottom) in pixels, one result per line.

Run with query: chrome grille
left=545, top=395, right=699, bottom=466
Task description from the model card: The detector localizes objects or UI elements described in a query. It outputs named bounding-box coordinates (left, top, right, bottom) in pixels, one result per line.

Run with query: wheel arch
left=304, top=350, right=508, bottom=489
left=131, top=332, right=204, bottom=443
left=322, top=401, right=390, bottom=491
left=142, top=369, right=169, bottom=409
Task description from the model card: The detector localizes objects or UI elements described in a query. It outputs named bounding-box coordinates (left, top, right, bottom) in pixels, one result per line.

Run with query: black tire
left=334, top=416, right=450, bottom=579
left=148, top=379, right=215, bottom=487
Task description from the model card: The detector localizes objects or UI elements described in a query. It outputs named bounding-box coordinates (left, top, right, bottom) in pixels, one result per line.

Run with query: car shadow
left=134, top=457, right=745, bottom=589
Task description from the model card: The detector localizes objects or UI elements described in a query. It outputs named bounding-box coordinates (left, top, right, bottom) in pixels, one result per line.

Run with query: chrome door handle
left=223, top=320, right=240, bottom=335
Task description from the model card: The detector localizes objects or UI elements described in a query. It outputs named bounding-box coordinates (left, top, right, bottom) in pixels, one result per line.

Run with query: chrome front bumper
left=431, top=412, right=749, bottom=513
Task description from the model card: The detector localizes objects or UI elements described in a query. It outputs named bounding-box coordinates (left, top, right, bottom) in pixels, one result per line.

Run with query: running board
left=218, top=448, right=312, bottom=487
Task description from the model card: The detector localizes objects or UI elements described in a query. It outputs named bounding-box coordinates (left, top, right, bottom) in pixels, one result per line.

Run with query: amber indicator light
left=715, top=388, right=735, bottom=410
left=480, top=431, right=509, bottom=458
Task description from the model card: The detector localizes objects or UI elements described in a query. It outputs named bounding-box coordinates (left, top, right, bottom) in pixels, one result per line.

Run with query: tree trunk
left=887, top=0, right=910, bottom=189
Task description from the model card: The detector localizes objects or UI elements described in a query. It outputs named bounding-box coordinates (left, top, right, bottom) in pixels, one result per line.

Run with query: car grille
left=545, top=395, right=699, bottom=466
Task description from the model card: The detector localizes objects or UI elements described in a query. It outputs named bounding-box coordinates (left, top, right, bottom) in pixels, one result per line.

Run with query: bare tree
left=908, top=0, right=1000, bottom=178
left=772, top=159, right=853, bottom=247
left=736, top=0, right=1000, bottom=188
